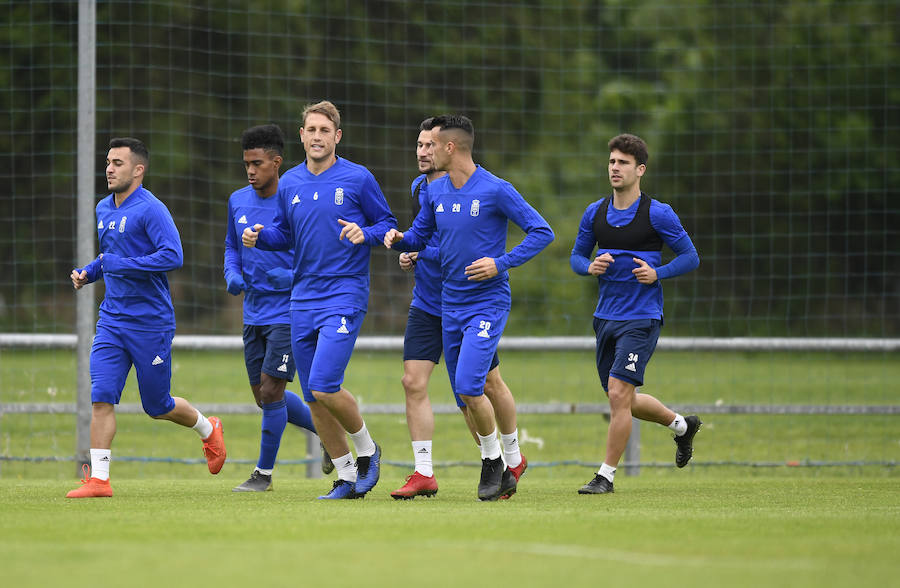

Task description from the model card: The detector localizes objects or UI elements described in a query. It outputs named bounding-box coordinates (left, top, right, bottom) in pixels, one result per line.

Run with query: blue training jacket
left=569, top=195, right=699, bottom=320
left=78, top=185, right=183, bottom=331
left=256, top=156, right=397, bottom=313
left=395, top=165, right=554, bottom=311
left=224, top=184, right=293, bottom=326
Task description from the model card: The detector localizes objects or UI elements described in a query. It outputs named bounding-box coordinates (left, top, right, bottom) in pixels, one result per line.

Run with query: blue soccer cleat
left=318, top=479, right=358, bottom=499
left=354, top=443, right=381, bottom=495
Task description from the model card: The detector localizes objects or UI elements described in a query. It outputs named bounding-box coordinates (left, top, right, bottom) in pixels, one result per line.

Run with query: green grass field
left=1, top=473, right=898, bottom=588
left=1, top=349, right=898, bottom=586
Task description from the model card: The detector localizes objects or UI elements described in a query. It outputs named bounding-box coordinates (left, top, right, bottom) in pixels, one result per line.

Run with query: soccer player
left=569, top=133, right=701, bottom=495
left=224, top=124, right=331, bottom=492
left=242, top=101, right=396, bottom=499
left=67, top=137, right=226, bottom=498
left=385, top=114, right=554, bottom=501
left=391, top=118, right=525, bottom=500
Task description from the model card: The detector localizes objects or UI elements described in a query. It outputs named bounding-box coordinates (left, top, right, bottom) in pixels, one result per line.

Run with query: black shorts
left=242, top=323, right=295, bottom=385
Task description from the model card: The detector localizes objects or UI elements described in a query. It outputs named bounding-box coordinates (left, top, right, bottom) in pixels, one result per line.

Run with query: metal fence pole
left=623, top=418, right=641, bottom=476
left=306, top=431, right=323, bottom=479
left=75, top=0, right=96, bottom=476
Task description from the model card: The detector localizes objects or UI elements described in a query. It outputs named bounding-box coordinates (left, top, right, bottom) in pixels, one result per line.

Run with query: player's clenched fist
left=588, top=252, right=614, bottom=276
left=338, top=219, right=365, bottom=244
left=242, top=223, right=264, bottom=247
left=71, top=268, right=89, bottom=290
left=383, top=228, right=404, bottom=249
left=399, top=251, right=417, bottom=272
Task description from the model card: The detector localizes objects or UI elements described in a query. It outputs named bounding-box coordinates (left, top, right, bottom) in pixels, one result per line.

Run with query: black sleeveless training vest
left=591, top=193, right=663, bottom=252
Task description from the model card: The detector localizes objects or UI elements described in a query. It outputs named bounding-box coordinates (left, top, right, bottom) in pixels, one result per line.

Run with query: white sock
left=333, top=452, right=357, bottom=482
left=412, top=440, right=433, bottom=477
left=598, top=462, right=616, bottom=483
left=477, top=428, right=501, bottom=460
left=349, top=422, right=376, bottom=457
left=255, top=467, right=273, bottom=476
left=192, top=411, right=213, bottom=439
left=668, top=413, right=688, bottom=436
left=500, top=429, right=522, bottom=468
left=90, top=448, right=111, bottom=481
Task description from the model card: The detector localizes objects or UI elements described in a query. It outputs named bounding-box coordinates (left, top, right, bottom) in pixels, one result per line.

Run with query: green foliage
left=1, top=1, right=896, bottom=335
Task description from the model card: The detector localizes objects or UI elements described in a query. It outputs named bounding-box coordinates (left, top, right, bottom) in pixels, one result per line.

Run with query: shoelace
left=202, top=435, right=222, bottom=457
left=78, top=463, right=92, bottom=485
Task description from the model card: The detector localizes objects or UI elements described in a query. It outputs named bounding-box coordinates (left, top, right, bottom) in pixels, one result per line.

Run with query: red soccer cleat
left=202, top=416, right=226, bottom=474
left=66, top=464, right=113, bottom=498
left=390, top=471, right=438, bottom=500
left=500, top=453, right=527, bottom=499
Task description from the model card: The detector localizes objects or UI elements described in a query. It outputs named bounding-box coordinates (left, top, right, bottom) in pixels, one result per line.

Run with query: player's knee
left=607, top=382, right=634, bottom=409
left=401, top=372, right=428, bottom=397
left=258, top=382, right=284, bottom=405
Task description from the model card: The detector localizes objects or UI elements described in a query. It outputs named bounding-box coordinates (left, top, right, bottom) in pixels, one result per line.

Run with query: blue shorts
left=442, top=307, right=508, bottom=406
left=242, top=324, right=295, bottom=386
left=593, top=317, right=662, bottom=391
left=404, top=306, right=501, bottom=372
left=89, top=323, right=176, bottom=417
left=291, top=308, right=365, bottom=402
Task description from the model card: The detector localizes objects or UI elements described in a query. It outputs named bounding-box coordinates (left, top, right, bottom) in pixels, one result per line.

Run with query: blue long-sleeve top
left=570, top=195, right=699, bottom=320
left=394, top=165, right=554, bottom=311
left=408, top=175, right=442, bottom=317
left=224, top=185, right=293, bottom=325
left=255, top=156, right=397, bottom=312
left=76, top=185, right=183, bottom=331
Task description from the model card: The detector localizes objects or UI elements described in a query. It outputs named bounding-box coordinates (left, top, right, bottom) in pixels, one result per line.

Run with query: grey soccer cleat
left=232, top=470, right=273, bottom=492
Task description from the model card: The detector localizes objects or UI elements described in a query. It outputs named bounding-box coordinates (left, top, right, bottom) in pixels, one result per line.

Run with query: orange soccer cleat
left=66, top=464, right=113, bottom=498
left=202, top=416, right=226, bottom=474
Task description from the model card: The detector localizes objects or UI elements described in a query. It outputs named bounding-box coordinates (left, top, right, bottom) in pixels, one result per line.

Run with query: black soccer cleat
left=477, top=457, right=505, bottom=501
left=232, top=470, right=273, bottom=492
left=320, top=442, right=334, bottom=475
left=675, top=415, right=702, bottom=468
left=499, top=467, right=517, bottom=499
left=578, top=474, right=614, bottom=494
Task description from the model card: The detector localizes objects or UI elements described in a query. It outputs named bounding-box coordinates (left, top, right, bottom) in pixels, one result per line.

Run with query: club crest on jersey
left=334, top=187, right=344, bottom=205
left=118, top=216, right=127, bottom=233
left=470, top=199, right=480, bottom=217
left=238, top=215, right=247, bottom=224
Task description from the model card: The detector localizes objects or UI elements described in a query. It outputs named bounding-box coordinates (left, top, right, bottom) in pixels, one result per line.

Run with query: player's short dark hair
left=109, top=137, right=149, bottom=167
left=241, top=124, right=285, bottom=157
left=608, top=134, right=649, bottom=166
left=428, top=114, right=475, bottom=151
left=429, top=114, right=474, bottom=138
left=419, top=117, right=435, bottom=131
